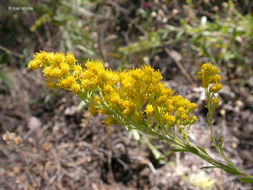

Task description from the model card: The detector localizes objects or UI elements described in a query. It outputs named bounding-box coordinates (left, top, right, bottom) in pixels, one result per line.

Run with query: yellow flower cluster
left=28, top=51, right=81, bottom=94
left=199, top=63, right=222, bottom=89
left=199, top=63, right=223, bottom=108
left=145, top=104, right=154, bottom=116
left=29, top=51, right=198, bottom=130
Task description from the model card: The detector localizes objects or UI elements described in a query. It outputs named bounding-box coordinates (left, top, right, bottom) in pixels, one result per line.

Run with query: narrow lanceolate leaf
left=146, top=140, right=163, bottom=161
left=238, top=177, right=253, bottom=183
left=223, top=167, right=241, bottom=175
left=201, top=166, right=217, bottom=170
left=170, top=148, right=186, bottom=152
left=197, top=145, right=209, bottom=155
left=129, top=129, right=141, bottom=145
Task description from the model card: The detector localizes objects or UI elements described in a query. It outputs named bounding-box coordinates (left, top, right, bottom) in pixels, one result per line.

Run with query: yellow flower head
left=122, top=100, right=136, bottom=111
left=190, top=115, right=198, bottom=125
left=167, top=104, right=174, bottom=113
left=46, top=80, right=58, bottom=88
left=103, top=84, right=113, bottom=94
left=60, top=62, right=70, bottom=76
left=71, top=82, right=81, bottom=94
left=103, top=117, right=115, bottom=126
left=199, top=63, right=222, bottom=88
left=60, top=75, right=75, bottom=89
left=28, top=60, right=40, bottom=70
left=66, top=52, right=76, bottom=67
left=73, top=64, right=83, bottom=78
left=89, top=106, right=98, bottom=115
left=99, top=108, right=108, bottom=114
left=209, top=83, right=223, bottom=93
left=200, top=63, right=223, bottom=110
left=156, top=95, right=167, bottom=105
left=212, top=97, right=221, bottom=108
left=51, top=68, right=62, bottom=79
left=163, top=113, right=176, bottom=126
left=145, top=104, right=154, bottom=116
left=177, top=107, right=185, bottom=115
left=28, top=52, right=49, bottom=71
left=110, top=93, right=122, bottom=105
left=53, top=52, right=65, bottom=66
left=189, top=103, right=197, bottom=110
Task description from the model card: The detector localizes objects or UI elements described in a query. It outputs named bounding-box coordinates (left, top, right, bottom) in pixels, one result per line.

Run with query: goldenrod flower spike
left=199, top=62, right=223, bottom=136
left=199, top=63, right=222, bottom=88
left=29, top=53, right=253, bottom=183
left=28, top=51, right=198, bottom=132
left=198, top=63, right=253, bottom=183
left=199, top=63, right=223, bottom=110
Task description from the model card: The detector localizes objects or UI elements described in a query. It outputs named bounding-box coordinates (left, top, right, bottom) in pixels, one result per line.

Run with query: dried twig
left=165, top=48, right=197, bottom=88
left=0, top=45, right=24, bottom=59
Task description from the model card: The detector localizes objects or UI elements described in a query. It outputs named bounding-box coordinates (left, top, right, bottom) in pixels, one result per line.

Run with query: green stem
left=205, top=88, right=253, bottom=181
left=79, top=90, right=253, bottom=182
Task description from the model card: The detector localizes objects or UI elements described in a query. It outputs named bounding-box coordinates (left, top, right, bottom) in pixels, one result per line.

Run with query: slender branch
left=165, top=48, right=197, bottom=88
left=0, top=45, right=25, bottom=59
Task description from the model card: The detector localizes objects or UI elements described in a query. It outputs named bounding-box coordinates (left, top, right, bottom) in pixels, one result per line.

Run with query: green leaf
left=197, top=146, right=208, bottom=155
left=238, top=177, right=253, bottom=183
left=77, top=101, right=87, bottom=111
left=146, top=141, right=164, bottom=161
left=223, top=168, right=240, bottom=175
left=129, top=129, right=141, bottom=145
left=186, top=145, right=199, bottom=154
left=221, top=25, right=228, bottom=36
left=170, top=148, right=186, bottom=152
left=201, top=166, right=217, bottom=170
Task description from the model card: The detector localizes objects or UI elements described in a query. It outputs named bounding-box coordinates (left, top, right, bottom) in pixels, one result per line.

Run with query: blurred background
left=0, top=0, right=253, bottom=189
